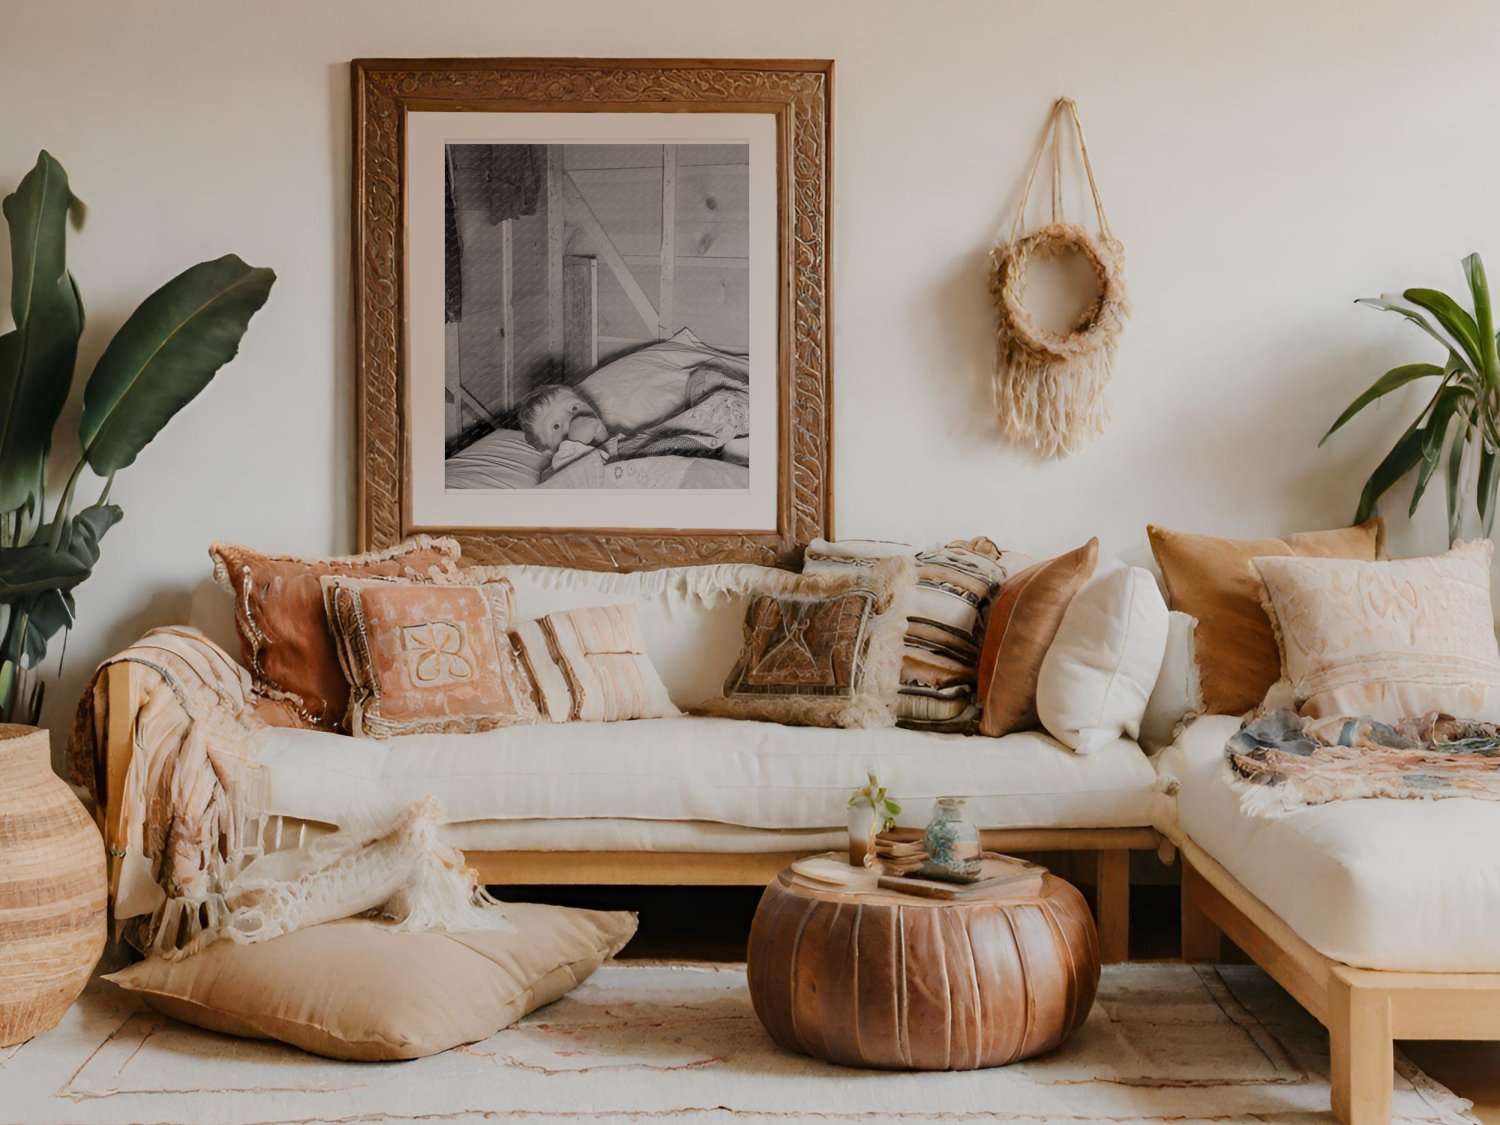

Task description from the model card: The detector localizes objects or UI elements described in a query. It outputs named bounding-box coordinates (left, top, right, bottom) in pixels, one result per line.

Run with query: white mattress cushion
left=249, top=717, right=1158, bottom=834
left=1159, top=714, right=1500, bottom=972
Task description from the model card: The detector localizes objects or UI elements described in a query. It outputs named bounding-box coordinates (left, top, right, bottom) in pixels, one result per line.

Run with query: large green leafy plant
left=1323, top=253, right=1500, bottom=543
left=0, top=151, right=274, bottom=724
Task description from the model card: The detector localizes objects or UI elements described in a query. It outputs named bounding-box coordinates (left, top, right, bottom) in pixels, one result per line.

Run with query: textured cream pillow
left=1036, top=564, right=1169, bottom=753
left=1254, top=540, right=1500, bottom=722
left=105, top=904, right=637, bottom=1061
left=1138, top=611, right=1202, bottom=752
left=510, top=603, right=679, bottom=723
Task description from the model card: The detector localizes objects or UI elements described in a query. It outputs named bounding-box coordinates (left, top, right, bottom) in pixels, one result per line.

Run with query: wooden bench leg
left=1329, top=968, right=1393, bottom=1125
left=1179, top=858, right=1224, bottom=963
left=1094, top=848, right=1129, bottom=964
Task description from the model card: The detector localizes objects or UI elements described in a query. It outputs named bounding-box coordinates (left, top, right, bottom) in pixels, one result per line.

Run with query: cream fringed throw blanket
left=1226, top=708, right=1500, bottom=816
left=69, top=627, right=510, bottom=960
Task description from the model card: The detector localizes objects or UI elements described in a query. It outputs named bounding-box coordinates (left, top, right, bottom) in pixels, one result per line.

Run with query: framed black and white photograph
left=353, top=59, right=833, bottom=569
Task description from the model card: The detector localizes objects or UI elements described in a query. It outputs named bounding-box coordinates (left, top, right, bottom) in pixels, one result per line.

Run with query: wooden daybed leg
left=1329, top=967, right=1393, bottom=1125
left=1179, top=856, right=1224, bottom=963
left=1095, top=848, right=1130, bottom=964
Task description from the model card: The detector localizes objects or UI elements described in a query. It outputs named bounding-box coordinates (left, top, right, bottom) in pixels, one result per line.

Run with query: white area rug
left=0, top=962, right=1475, bottom=1124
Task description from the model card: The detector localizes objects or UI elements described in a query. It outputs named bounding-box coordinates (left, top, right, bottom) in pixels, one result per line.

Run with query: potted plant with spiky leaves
left=0, top=151, right=274, bottom=724
left=1324, top=253, right=1500, bottom=543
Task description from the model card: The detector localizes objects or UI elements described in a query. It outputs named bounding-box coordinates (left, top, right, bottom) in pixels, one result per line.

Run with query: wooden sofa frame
left=1179, top=835, right=1500, bottom=1125
left=99, top=661, right=1156, bottom=963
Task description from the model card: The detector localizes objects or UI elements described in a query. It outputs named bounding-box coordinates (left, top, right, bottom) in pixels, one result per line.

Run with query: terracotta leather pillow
left=1147, top=518, right=1385, bottom=716
left=977, top=539, right=1099, bottom=738
left=105, top=904, right=637, bottom=1061
left=323, top=575, right=540, bottom=738
left=210, top=537, right=461, bottom=730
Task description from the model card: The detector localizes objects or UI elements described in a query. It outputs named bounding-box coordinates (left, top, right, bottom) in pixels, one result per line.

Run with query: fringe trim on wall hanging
left=990, top=97, right=1129, bottom=460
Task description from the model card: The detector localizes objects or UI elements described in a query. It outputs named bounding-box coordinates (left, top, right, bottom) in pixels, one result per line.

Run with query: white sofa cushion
left=1158, top=714, right=1500, bottom=972
left=249, top=717, right=1158, bottom=834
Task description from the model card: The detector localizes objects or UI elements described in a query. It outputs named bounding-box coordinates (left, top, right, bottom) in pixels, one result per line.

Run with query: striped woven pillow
left=803, top=538, right=1025, bottom=732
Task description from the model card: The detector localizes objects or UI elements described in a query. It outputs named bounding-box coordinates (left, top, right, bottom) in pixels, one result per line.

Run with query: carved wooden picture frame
left=352, top=58, right=832, bottom=569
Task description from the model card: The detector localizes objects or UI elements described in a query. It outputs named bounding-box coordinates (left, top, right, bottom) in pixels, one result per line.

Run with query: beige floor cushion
left=105, top=903, right=637, bottom=1060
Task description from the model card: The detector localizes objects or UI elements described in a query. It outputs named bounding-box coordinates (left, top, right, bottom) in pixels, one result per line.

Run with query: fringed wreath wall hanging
left=991, top=97, right=1129, bottom=460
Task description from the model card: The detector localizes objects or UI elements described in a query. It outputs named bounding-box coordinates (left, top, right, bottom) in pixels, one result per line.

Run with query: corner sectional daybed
left=1161, top=715, right=1500, bottom=1125
left=90, top=560, right=1162, bottom=965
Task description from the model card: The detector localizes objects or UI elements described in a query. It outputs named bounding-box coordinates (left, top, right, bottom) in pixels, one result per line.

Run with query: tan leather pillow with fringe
left=697, top=555, right=915, bottom=729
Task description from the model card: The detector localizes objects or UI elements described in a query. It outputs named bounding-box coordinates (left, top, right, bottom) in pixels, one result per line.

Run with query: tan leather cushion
left=977, top=539, right=1099, bottom=737
left=323, top=575, right=540, bottom=738
left=210, top=537, right=461, bottom=730
left=105, top=904, right=637, bottom=1061
left=1147, top=518, right=1385, bottom=716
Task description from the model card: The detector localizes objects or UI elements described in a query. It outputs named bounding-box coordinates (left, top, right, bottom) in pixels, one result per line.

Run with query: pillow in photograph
left=322, top=575, right=539, bottom=738
left=510, top=603, right=680, bottom=724
left=1147, top=518, right=1385, bottom=716
left=577, top=328, right=749, bottom=437
left=1254, top=539, right=1500, bottom=722
left=209, top=537, right=462, bottom=730
left=701, top=555, right=916, bottom=729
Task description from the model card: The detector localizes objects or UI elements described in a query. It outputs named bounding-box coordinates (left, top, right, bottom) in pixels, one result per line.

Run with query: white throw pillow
left=1138, top=611, right=1202, bottom=752
left=1036, top=564, right=1169, bottom=754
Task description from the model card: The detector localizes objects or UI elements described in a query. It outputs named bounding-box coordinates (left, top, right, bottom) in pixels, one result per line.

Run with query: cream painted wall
left=2, top=0, right=1497, bottom=744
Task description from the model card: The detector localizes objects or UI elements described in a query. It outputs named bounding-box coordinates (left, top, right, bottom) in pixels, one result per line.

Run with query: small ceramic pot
left=847, top=805, right=878, bottom=866
left=921, top=796, right=983, bottom=882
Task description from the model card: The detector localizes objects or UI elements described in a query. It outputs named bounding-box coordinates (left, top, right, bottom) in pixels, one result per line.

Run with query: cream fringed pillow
left=105, top=905, right=637, bottom=1061
left=1254, top=540, right=1500, bottom=722
left=510, top=603, right=679, bottom=723
left=323, top=575, right=539, bottom=738
left=699, top=555, right=916, bottom=729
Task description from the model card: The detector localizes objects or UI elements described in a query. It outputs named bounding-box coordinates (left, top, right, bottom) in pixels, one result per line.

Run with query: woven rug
left=0, top=962, right=1474, bottom=1124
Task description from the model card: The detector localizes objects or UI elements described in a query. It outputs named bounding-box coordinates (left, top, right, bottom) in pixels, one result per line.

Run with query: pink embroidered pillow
left=510, top=603, right=679, bottom=723
left=322, top=575, right=539, bottom=738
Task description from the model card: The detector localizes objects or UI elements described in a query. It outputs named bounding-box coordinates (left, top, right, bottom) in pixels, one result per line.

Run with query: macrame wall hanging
left=990, top=97, right=1129, bottom=460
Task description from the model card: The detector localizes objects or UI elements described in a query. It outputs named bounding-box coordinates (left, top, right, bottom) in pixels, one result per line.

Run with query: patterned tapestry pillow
left=211, top=537, right=461, bottom=730
left=701, top=555, right=916, bottom=729
left=803, top=538, right=1024, bottom=731
left=1254, top=540, right=1500, bottom=723
left=322, top=575, right=539, bottom=738
left=510, top=603, right=680, bottom=723
left=977, top=538, right=1099, bottom=738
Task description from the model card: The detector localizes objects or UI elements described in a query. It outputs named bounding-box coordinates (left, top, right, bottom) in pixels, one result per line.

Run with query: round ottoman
left=747, top=864, right=1099, bottom=1070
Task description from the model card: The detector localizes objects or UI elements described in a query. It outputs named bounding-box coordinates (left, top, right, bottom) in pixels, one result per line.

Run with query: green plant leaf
left=20, top=589, right=73, bottom=667
left=1446, top=417, right=1469, bottom=544
left=1404, top=287, right=1484, bottom=372
left=1355, top=422, right=1426, bottom=523
left=1357, top=295, right=1473, bottom=367
left=1320, top=363, right=1443, bottom=445
left=0, top=542, right=91, bottom=598
left=0, top=151, right=84, bottom=513
left=1462, top=253, right=1499, bottom=389
left=1481, top=447, right=1500, bottom=536
left=1410, top=387, right=1469, bottom=517
left=79, top=254, right=274, bottom=474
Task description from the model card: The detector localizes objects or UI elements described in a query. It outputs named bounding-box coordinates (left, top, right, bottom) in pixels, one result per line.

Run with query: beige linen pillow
left=700, top=555, right=916, bottom=729
left=510, top=603, right=680, bottom=723
left=322, top=575, right=540, bottom=738
left=1147, top=519, right=1385, bottom=716
left=1254, top=540, right=1500, bottom=722
left=105, top=904, right=637, bottom=1061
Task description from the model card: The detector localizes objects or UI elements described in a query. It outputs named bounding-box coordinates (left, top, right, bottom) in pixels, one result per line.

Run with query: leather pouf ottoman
left=747, top=866, right=1099, bottom=1070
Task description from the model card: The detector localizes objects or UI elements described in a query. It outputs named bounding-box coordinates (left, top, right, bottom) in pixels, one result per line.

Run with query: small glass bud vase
left=921, top=797, right=983, bottom=882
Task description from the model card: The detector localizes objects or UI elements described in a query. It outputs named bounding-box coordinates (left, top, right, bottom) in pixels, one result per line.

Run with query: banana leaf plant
left=0, top=151, right=274, bottom=725
left=1323, top=253, right=1500, bottom=545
